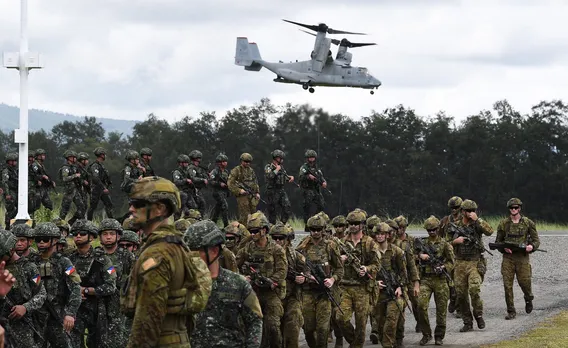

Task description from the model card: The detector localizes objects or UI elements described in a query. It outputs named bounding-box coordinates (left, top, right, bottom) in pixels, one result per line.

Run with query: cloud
left=0, top=0, right=566, bottom=124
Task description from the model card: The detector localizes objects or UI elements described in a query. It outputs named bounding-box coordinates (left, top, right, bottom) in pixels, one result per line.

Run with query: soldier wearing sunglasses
left=118, top=230, right=140, bottom=255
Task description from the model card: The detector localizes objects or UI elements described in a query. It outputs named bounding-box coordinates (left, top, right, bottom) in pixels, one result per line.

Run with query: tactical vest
left=2, top=167, right=18, bottom=192
left=265, top=163, right=287, bottom=189
left=299, top=238, right=333, bottom=290
left=454, top=224, right=482, bottom=260
left=299, top=164, right=321, bottom=190
left=37, top=254, right=70, bottom=306
left=59, top=164, right=78, bottom=187
left=419, top=240, right=445, bottom=275
left=502, top=217, right=531, bottom=244
left=88, top=162, right=111, bottom=188
left=242, top=240, right=285, bottom=298
left=210, top=167, right=229, bottom=192
left=5, top=259, right=33, bottom=305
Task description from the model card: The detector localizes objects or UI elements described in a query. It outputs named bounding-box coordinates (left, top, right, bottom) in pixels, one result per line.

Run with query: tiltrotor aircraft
left=234, top=19, right=382, bottom=94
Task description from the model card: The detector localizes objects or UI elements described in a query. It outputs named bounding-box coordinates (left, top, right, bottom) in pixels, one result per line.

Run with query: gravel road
left=294, top=232, right=565, bottom=347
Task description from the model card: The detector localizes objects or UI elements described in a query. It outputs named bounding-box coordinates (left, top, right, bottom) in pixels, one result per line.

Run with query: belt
left=456, top=256, right=480, bottom=261
left=159, top=332, right=189, bottom=345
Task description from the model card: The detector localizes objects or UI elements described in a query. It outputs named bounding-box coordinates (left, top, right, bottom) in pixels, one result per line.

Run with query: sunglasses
left=243, top=160, right=251, bottom=163
left=348, top=222, right=361, bottom=226
left=464, top=209, right=476, bottom=213
left=451, top=206, right=461, bottom=210
left=35, top=237, right=52, bottom=244
left=509, top=206, right=520, bottom=210
left=249, top=228, right=261, bottom=235
left=119, top=243, right=134, bottom=248
left=129, top=199, right=148, bottom=209
left=271, top=235, right=287, bottom=241
left=225, top=236, right=237, bottom=241
left=427, top=229, right=437, bottom=233
left=74, top=231, right=89, bottom=237
left=309, top=227, right=323, bottom=232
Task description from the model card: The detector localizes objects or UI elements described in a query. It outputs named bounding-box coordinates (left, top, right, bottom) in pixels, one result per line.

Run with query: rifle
left=448, top=222, right=493, bottom=256
left=336, top=240, right=374, bottom=280
left=378, top=267, right=406, bottom=315
left=305, top=166, right=332, bottom=194
left=299, top=253, right=344, bottom=315
left=280, top=167, right=300, bottom=188
left=4, top=295, right=44, bottom=342
left=414, top=238, right=452, bottom=282
left=247, top=264, right=279, bottom=289
left=489, top=242, right=547, bottom=253
left=237, top=182, right=267, bottom=204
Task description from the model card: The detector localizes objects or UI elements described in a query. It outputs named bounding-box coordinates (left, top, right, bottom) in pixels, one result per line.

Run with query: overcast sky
left=0, top=0, right=566, bottom=123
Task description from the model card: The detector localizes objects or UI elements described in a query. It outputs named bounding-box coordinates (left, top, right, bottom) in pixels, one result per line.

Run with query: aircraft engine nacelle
left=312, top=38, right=331, bottom=72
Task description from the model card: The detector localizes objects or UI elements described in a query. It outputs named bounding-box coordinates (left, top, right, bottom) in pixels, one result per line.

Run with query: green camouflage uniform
left=59, top=161, right=86, bottom=223
left=393, top=234, right=420, bottom=340
left=236, top=239, right=287, bottom=348
left=338, top=235, right=381, bottom=348
left=496, top=216, right=539, bottom=316
left=281, top=244, right=307, bottom=348
left=76, top=159, right=92, bottom=215
left=29, top=158, right=54, bottom=213
left=298, top=163, right=325, bottom=226
left=1, top=158, right=18, bottom=228
left=172, top=163, right=195, bottom=219
left=190, top=268, right=263, bottom=348
left=186, top=163, right=209, bottom=216
left=209, top=166, right=230, bottom=227
left=219, top=246, right=238, bottom=272
left=87, top=158, right=113, bottom=220
left=417, top=236, right=455, bottom=342
left=264, top=162, right=292, bottom=224
left=121, top=162, right=143, bottom=195
left=228, top=165, right=260, bottom=225
left=439, top=211, right=463, bottom=313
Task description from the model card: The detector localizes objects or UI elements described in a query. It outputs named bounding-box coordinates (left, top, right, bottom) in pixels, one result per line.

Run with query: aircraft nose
left=369, top=77, right=381, bottom=87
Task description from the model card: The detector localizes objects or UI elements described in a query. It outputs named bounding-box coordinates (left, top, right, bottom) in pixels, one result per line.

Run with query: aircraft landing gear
left=370, top=90, right=374, bottom=95
left=309, top=87, right=315, bottom=93
left=302, top=83, right=309, bottom=90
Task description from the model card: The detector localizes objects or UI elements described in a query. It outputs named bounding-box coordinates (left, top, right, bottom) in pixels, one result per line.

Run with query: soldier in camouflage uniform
left=451, top=199, right=493, bottom=332
left=68, top=219, right=117, bottom=347
left=12, top=224, right=38, bottom=259
left=369, top=222, right=407, bottom=348
left=209, top=154, right=230, bottom=227
left=87, top=147, right=114, bottom=220
left=120, top=176, right=212, bottom=348
left=298, top=150, right=328, bottom=231
left=172, top=154, right=194, bottom=219
left=186, top=150, right=209, bottom=216
left=31, top=222, right=81, bottom=348
left=185, top=220, right=263, bottom=348
left=29, top=149, right=55, bottom=215
left=139, top=148, right=155, bottom=177
left=264, top=150, right=295, bottom=224
left=118, top=230, right=140, bottom=255
left=296, top=214, right=344, bottom=348
left=236, top=211, right=287, bottom=348
left=1, top=153, right=18, bottom=229
left=338, top=210, right=381, bottom=348
left=59, top=150, right=86, bottom=225
left=97, top=218, right=136, bottom=345
left=0, top=229, right=47, bottom=348
left=495, top=198, right=540, bottom=320
left=439, top=196, right=463, bottom=315
left=224, top=224, right=243, bottom=256
left=416, top=216, right=455, bottom=346
left=52, top=217, right=77, bottom=256
left=76, top=152, right=92, bottom=214
left=186, top=209, right=203, bottom=224
left=228, top=153, right=261, bottom=225
left=121, top=150, right=144, bottom=195
left=269, top=222, right=306, bottom=348
left=331, top=215, right=348, bottom=240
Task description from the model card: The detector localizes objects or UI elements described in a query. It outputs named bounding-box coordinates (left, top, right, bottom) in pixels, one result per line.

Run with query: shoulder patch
left=141, top=257, right=158, bottom=271
left=94, top=168, right=99, bottom=174
left=107, top=266, right=116, bottom=275
left=32, top=274, right=41, bottom=285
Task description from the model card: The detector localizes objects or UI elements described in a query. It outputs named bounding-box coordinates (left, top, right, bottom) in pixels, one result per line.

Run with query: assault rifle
left=247, top=264, right=278, bottom=289
left=489, top=242, right=547, bottom=253
left=237, top=182, right=267, bottom=204
left=378, top=267, right=406, bottom=314
left=44, top=298, right=73, bottom=347
left=300, top=254, right=344, bottom=315
left=336, top=240, right=374, bottom=280
left=305, top=167, right=332, bottom=195
left=4, top=294, right=44, bottom=342
left=414, top=238, right=452, bottom=282
left=448, top=222, right=493, bottom=256
left=280, top=167, right=300, bottom=188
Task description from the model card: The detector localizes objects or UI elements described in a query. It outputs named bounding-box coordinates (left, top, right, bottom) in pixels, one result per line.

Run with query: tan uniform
left=393, top=234, right=420, bottom=339
left=227, top=165, right=260, bottom=225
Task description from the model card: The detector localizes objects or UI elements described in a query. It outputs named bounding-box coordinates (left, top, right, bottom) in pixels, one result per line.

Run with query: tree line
left=1, top=98, right=567, bottom=223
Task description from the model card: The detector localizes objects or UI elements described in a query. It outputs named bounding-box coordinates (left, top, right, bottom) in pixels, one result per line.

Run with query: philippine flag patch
left=65, top=266, right=75, bottom=275
left=107, top=266, right=116, bottom=275
left=32, top=274, right=41, bottom=284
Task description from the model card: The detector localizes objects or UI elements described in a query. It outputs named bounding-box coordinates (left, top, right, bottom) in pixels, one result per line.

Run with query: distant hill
left=0, top=103, right=137, bottom=136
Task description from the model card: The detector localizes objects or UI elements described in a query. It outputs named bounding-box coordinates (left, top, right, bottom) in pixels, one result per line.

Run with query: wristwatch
left=84, top=288, right=90, bottom=295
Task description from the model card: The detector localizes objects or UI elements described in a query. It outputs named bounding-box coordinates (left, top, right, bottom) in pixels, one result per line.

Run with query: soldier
left=118, top=230, right=140, bottom=255
left=298, top=150, right=328, bottom=231
left=228, top=153, right=261, bottom=225
left=59, top=150, right=86, bottom=225
left=264, top=150, right=295, bottom=224
left=120, top=176, right=212, bottom=347
left=440, top=196, right=463, bottom=315
left=0, top=229, right=47, bottom=347
left=338, top=210, right=381, bottom=348
left=139, top=147, right=155, bottom=177
left=210, top=153, right=231, bottom=227
left=121, top=150, right=144, bottom=194
left=12, top=224, right=38, bottom=259
left=1, top=153, right=18, bottom=229
left=416, top=216, right=455, bottom=346
left=451, top=199, right=493, bottom=332
left=187, top=209, right=203, bottom=224
left=172, top=154, right=195, bottom=219
left=224, top=223, right=243, bottom=256
left=236, top=211, right=287, bottom=348
left=185, top=220, right=263, bottom=348
left=393, top=215, right=421, bottom=344
left=29, top=149, right=55, bottom=215
left=68, top=219, right=117, bottom=347
left=30, top=222, right=81, bottom=348
left=187, top=150, right=209, bottom=216
left=296, top=214, right=344, bottom=348
left=495, top=198, right=540, bottom=320
left=174, top=218, right=191, bottom=233
left=331, top=215, right=348, bottom=240
left=76, top=152, right=92, bottom=214
left=87, top=147, right=114, bottom=220
left=97, top=218, right=136, bottom=345
left=52, top=217, right=77, bottom=256
left=269, top=222, right=306, bottom=348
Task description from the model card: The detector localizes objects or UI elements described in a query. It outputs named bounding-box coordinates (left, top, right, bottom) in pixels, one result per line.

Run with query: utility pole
left=3, top=0, right=44, bottom=224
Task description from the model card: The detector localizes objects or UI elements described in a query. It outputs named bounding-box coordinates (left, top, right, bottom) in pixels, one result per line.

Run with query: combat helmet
left=461, top=199, right=478, bottom=210
left=140, top=148, right=153, bottom=156
left=385, top=219, right=399, bottom=231
left=177, top=154, right=190, bottom=163
left=372, top=222, right=392, bottom=235
left=71, top=219, right=98, bottom=236
left=122, top=216, right=135, bottom=230
left=346, top=210, right=366, bottom=224
left=316, top=211, right=330, bottom=224
left=271, top=149, right=285, bottom=159
left=121, top=230, right=140, bottom=245
left=5, top=153, right=17, bottom=162
left=34, top=149, right=46, bottom=157
left=184, top=220, right=226, bottom=250
left=34, top=222, right=61, bottom=238
left=285, top=223, right=295, bottom=240
left=269, top=222, right=290, bottom=236
left=240, top=153, right=253, bottom=162
left=304, top=149, right=317, bottom=158
left=93, top=147, right=107, bottom=156
left=331, top=215, right=347, bottom=227
left=129, top=177, right=181, bottom=216
left=189, top=150, right=202, bottom=160
left=186, top=209, right=202, bottom=221
left=98, top=218, right=123, bottom=235
left=28, top=151, right=34, bottom=158
left=423, top=215, right=440, bottom=230
left=224, top=224, right=242, bottom=238
left=247, top=211, right=269, bottom=230
left=63, top=150, right=77, bottom=159
left=448, top=196, right=463, bottom=209
left=366, top=215, right=382, bottom=230
left=306, top=214, right=326, bottom=229
left=175, top=219, right=191, bottom=233
left=215, top=153, right=228, bottom=162
left=0, top=229, right=17, bottom=257
left=77, top=152, right=89, bottom=161
left=125, top=150, right=140, bottom=161
left=507, top=198, right=523, bottom=208
left=394, top=215, right=408, bottom=228
left=11, top=224, right=34, bottom=238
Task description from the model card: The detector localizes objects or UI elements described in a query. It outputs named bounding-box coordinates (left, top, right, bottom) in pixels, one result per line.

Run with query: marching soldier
left=58, top=150, right=86, bottom=225
left=121, top=150, right=144, bottom=194
left=172, top=154, right=195, bottom=219
left=440, top=196, right=463, bottom=315
left=139, top=148, right=155, bottom=177
left=298, top=150, right=328, bottom=231
left=495, top=198, right=540, bottom=320
left=87, top=147, right=114, bottom=220
left=1, top=153, right=18, bottom=229
left=209, top=153, right=231, bottom=227
left=264, top=150, right=294, bottom=224
left=331, top=215, right=348, bottom=240
left=29, top=149, right=55, bottom=215
left=187, top=150, right=209, bottom=216
left=228, top=153, right=261, bottom=225
left=76, top=152, right=92, bottom=216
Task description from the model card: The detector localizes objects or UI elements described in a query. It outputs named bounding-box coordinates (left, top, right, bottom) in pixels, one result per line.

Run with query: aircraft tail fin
left=235, top=37, right=262, bottom=71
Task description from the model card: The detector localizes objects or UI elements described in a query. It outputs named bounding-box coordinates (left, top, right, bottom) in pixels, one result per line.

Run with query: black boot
left=526, top=300, right=533, bottom=314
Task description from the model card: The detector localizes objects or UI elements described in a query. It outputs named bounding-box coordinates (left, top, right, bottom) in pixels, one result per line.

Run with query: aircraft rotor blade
left=327, top=28, right=366, bottom=35
left=283, top=19, right=319, bottom=32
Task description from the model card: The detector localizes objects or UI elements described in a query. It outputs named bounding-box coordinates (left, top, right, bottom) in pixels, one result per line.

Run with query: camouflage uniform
left=185, top=220, right=263, bottom=348
left=236, top=212, right=287, bottom=348
left=120, top=176, right=212, bottom=348
left=451, top=200, right=493, bottom=331
left=416, top=216, right=455, bottom=345
left=76, top=152, right=92, bottom=215
left=296, top=215, right=344, bottom=348
left=140, top=148, right=156, bottom=177
left=209, top=154, right=230, bottom=227
left=52, top=218, right=77, bottom=257
left=219, top=246, right=238, bottom=272
left=29, top=150, right=55, bottom=214
left=186, top=150, right=209, bottom=216
left=393, top=232, right=420, bottom=340
left=120, top=150, right=143, bottom=194
left=298, top=150, right=326, bottom=228
left=264, top=150, right=292, bottom=224
left=59, top=150, right=86, bottom=224
left=495, top=198, right=540, bottom=319
left=0, top=230, right=47, bottom=348
left=172, top=155, right=195, bottom=219
left=1, top=153, right=18, bottom=229
left=228, top=153, right=260, bottom=225
left=87, top=148, right=114, bottom=220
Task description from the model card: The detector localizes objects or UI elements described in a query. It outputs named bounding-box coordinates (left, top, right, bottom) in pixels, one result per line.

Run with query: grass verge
left=481, top=310, right=568, bottom=348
